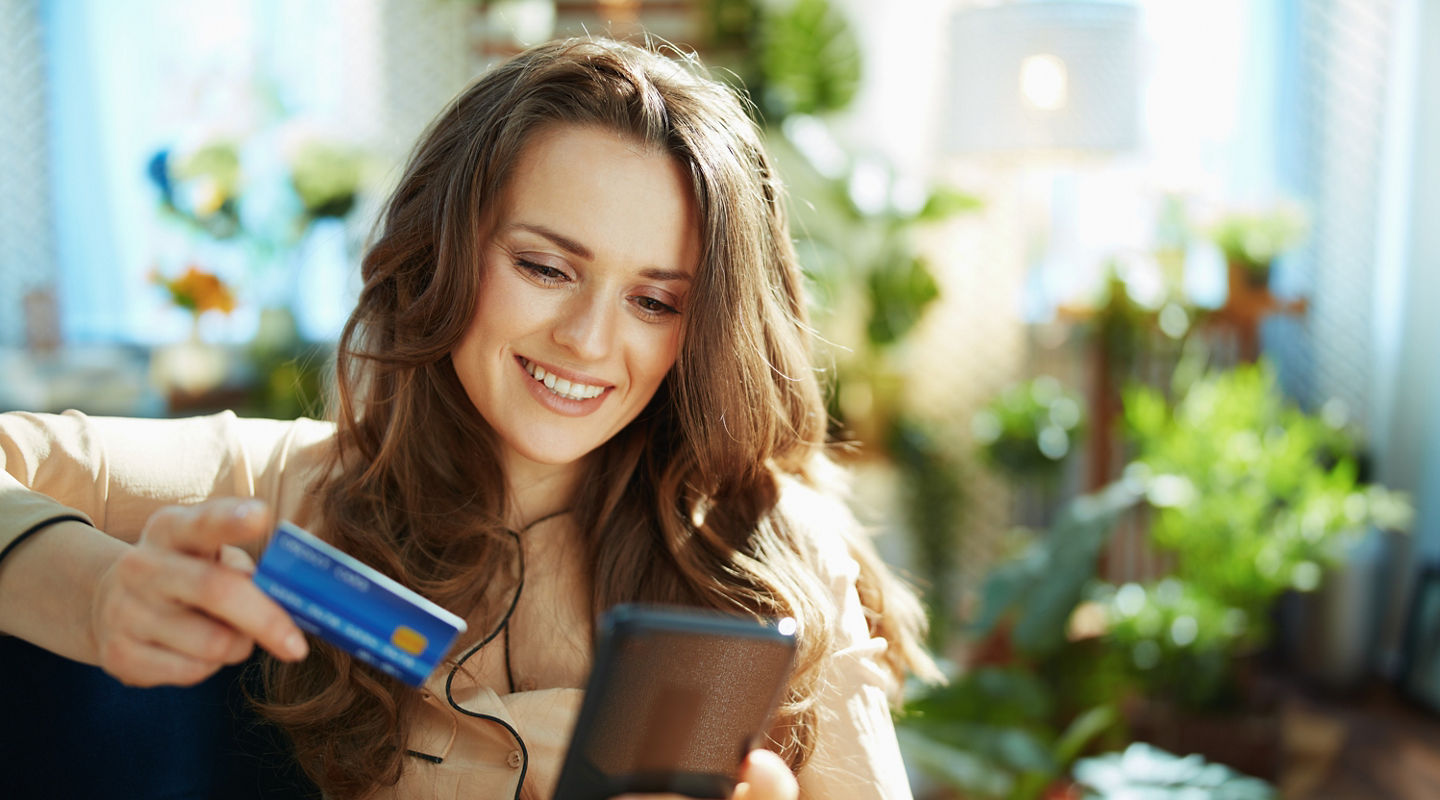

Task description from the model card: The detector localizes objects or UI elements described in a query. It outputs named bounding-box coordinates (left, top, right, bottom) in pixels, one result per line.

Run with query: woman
left=0, top=38, right=936, bottom=799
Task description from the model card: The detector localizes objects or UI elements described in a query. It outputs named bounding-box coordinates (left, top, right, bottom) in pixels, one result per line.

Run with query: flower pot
left=1276, top=528, right=1387, bottom=691
left=150, top=335, right=227, bottom=398
left=1227, top=259, right=1272, bottom=293
left=1123, top=692, right=1282, bottom=782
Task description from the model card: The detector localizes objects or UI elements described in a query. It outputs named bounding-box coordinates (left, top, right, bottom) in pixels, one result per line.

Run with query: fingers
left=144, top=498, right=272, bottom=559
left=95, top=591, right=254, bottom=686
left=611, top=750, right=798, bottom=800
left=141, top=499, right=308, bottom=660
left=732, top=749, right=799, bottom=800
left=147, top=548, right=307, bottom=662
left=97, top=634, right=232, bottom=688
left=92, top=499, right=309, bottom=686
left=218, top=543, right=257, bottom=575
left=129, top=597, right=256, bottom=666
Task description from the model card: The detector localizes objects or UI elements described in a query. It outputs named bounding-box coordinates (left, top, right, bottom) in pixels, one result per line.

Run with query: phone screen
left=552, top=604, right=797, bottom=800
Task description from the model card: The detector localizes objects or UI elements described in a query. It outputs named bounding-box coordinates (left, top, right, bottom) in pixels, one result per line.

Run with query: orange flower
left=153, top=265, right=237, bottom=315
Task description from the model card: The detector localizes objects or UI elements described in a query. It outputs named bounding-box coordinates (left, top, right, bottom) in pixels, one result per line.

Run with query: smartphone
left=552, top=604, right=798, bottom=800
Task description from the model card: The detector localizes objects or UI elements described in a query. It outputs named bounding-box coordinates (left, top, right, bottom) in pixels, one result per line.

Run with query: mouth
left=517, top=356, right=610, bottom=402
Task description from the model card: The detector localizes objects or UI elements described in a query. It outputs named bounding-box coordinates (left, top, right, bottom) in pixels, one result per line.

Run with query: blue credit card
left=253, top=521, right=467, bottom=687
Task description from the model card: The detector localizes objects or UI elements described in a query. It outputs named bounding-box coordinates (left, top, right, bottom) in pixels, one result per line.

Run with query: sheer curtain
left=39, top=0, right=394, bottom=345
left=0, top=0, right=55, bottom=348
left=1366, top=0, right=1440, bottom=670
left=1267, top=0, right=1439, bottom=672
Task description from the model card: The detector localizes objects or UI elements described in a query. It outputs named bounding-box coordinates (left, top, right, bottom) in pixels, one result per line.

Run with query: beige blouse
left=0, top=410, right=914, bottom=800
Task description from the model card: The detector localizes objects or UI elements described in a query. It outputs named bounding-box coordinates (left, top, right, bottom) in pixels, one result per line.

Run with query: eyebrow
left=511, top=223, right=593, bottom=259
left=507, top=222, right=693, bottom=283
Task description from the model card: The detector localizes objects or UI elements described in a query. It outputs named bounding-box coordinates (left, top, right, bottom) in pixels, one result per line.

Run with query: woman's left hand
left=613, top=748, right=798, bottom=800
left=730, top=750, right=799, bottom=800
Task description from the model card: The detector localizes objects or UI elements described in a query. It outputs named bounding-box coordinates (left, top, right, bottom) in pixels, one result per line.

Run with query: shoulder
left=228, top=414, right=337, bottom=458
left=83, top=411, right=340, bottom=475
left=1, top=408, right=336, bottom=447
left=225, top=414, right=339, bottom=491
left=773, top=462, right=864, bottom=594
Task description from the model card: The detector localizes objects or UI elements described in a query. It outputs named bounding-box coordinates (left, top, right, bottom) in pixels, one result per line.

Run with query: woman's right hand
left=91, top=498, right=309, bottom=686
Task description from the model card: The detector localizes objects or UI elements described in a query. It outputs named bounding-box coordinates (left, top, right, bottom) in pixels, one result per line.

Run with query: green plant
left=1206, top=202, right=1308, bottom=282
left=888, top=418, right=967, bottom=647
left=768, top=121, right=979, bottom=440
left=704, top=0, right=861, bottom=121
left=785, top=151, right=977, bottom=642
left=900, top=485, right=1143, bottom=798
left=245, top=307, right=328, bottom=419
left=1073, top=742, right=1277, bottom=799
left=148, top=140, right=244, bottom=240
left=1117, top=362, right=1411, bottom=705
left=1095, top=579, right=1248, bottom=708
left=969, top=480, right=1142, bottom=658
left=287, top=138, right=367, bottom=224
left=705, top=0, right=982, bottom=649
left=899, top=667, right=1117, bottom=800
left=972, top=376, right=1085, bottom=483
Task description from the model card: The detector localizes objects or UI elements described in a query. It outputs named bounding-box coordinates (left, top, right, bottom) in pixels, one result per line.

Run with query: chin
left=507, top=434, right=601, bottom=468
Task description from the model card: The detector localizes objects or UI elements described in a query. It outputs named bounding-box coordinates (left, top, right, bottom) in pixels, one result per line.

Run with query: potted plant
left=1108, top=362, right=1411, bottom=776
left=149, top=265, right=238, bottom=400
left=899, top=666, right=1117, bottom=800
left=973, top=377, right=1086, bottom=486
left=1072, top=741, right=1277, bottom=799
left=1205, top=202, right=1308, bottom=291
left=899, top=482, right=1144, bottom=799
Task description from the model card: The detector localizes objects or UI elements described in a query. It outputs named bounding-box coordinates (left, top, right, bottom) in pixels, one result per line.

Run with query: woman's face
left=453, top=124, right=700, bottom=473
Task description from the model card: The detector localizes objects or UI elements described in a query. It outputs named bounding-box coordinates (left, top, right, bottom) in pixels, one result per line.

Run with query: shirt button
left=506, top=750, right=524, bottom=769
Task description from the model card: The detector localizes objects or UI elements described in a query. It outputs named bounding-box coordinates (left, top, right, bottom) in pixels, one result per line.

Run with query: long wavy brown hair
left=257, top=37, right=936, bottom=798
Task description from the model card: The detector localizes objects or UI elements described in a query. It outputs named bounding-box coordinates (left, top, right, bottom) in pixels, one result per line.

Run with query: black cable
left=437, top=509, right=570, bottom=800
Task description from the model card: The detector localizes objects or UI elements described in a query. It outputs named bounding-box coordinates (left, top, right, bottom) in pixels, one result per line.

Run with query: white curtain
left=1368, top=0, right=1440, bottom=664
left=1270, top=0, right=1440, bottom=671
left=38, top=0, right=415, bottom=345
left=0, top=0, right=56, bottom=348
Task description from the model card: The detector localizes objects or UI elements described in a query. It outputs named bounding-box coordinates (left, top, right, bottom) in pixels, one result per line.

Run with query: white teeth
left=523, top=358, right=605, bottom=401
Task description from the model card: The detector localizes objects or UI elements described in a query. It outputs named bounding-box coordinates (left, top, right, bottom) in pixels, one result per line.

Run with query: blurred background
left=2, top=0, right=1439, bottom=796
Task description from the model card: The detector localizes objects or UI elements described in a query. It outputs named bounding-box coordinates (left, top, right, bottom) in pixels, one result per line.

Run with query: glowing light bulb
left=1020, top=53, right=1068, bottom=111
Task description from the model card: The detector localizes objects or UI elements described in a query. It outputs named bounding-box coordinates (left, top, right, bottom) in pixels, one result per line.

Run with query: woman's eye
left=634, top=295, right=679, bottom=317
left=517, top=259, right=568, bottom=283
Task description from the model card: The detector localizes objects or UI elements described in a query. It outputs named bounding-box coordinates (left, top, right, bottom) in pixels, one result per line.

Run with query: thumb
left=145, top=498, right=272, bottom=558
left=733, top=749, right=798, bottom=800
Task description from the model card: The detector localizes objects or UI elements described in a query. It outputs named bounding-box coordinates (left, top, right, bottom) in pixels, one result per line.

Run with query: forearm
left=0, top=519, right=126, bottom=665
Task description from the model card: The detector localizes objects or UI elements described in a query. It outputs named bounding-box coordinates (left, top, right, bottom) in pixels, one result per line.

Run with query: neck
left=500, top=449, right=586, bottom=530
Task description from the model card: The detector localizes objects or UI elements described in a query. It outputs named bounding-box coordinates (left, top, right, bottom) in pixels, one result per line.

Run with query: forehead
left=498, top=124, right=702, bottom=274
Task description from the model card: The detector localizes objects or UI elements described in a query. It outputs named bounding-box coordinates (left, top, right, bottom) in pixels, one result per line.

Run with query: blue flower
left=147, top=148, right=174, bottom=203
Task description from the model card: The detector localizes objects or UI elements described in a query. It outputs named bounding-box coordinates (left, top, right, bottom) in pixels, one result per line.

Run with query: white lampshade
left=947, top=1, right=1142, bottom=155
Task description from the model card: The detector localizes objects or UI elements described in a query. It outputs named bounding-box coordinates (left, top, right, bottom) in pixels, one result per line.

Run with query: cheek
left=467, top=268, right=535, bottom=346
left=647, top=329, right=683, bottom=387
left=623, top=325, right=682, bottom=395
left=453, top=292, right=494, bottom=366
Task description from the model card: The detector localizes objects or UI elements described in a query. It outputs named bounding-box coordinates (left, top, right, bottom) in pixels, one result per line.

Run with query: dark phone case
left=552, top=604, right=797, bottom=800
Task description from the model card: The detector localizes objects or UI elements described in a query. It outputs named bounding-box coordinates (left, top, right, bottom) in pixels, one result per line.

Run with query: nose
left=552, top=288, right=615, bottom=361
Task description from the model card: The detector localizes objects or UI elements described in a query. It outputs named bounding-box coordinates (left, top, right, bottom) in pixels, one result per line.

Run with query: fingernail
left=234, top=499, right=265, bottom=521
left=285, top=632, right=308, bottom=660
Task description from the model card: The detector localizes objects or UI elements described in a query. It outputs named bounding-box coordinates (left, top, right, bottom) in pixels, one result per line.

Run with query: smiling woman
left=454, top=124, right=698, bottom=472
left=0, top=37, right=937, bottom=800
